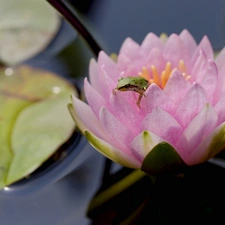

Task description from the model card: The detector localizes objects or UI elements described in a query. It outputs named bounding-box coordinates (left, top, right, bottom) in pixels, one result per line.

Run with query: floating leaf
left=0, top=66, right=77, bottom=188
left=0, top=0, right=60, bottom=66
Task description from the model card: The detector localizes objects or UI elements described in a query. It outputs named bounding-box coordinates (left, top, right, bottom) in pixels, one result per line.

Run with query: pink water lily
left=69, top=29, right=225, bottom=171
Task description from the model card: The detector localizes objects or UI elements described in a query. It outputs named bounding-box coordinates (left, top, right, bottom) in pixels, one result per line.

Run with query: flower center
left=138, top=60, right=190, bottom=88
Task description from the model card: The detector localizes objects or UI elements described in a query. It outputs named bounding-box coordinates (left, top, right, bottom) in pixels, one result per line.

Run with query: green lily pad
left=0, top=66, right=77, bottom=188
left=0, top=0, right=60, bottom=66
left=141, top=142, right=186, bottom=176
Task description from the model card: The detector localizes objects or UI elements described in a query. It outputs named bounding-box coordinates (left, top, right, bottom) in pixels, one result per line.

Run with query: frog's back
left=118, top=76, right=148, bottom=86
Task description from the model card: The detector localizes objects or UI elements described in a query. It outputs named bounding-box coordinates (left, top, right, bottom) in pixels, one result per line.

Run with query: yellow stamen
left=139, top=67, right=151, bottom=82
left=178, top=60, right=186, bottom=73
left=110, top=53, right=118, bottom=62
left=151, top=65, right=160, bottom=86
left=161, top=70, right=167, bottom=88
left=185, top=75, right=191, bottom=81
left=138, top=60, right=190, bottom=89
left=165, top=62, right=172, bottom=75
left=160, top=62, right=172, bottom=88
left=159, top=33, right=168, bottom=43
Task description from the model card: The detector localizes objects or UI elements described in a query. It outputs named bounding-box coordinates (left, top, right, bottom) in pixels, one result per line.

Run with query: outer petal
left=109, top=92, right=142, bottom=135
left=141, top=107, right=183, bottom=145
left=215, top=46, right=225, bottom=70
left=176, top=103, right=218, bottom=165
left=84, top=78, right=108, bottom=118
left=97, top=51, right=119, bottom=84
left=175, top=83, right=207, bottom=128
left=141, top=32, right=164, bottom=53
left=188, top=122, right=225, bottom=165
left=131, top=130, right=165, bottom=162
left=191, top=36, right=214, bottom=63
left=164, top=70, right=191, bottom=106
left=163, top=34, right=190, bottom=70
left=190, top=49, right=207, bottom=82
left=69, top=96, right=106, bottom=140
left=140, top=84, right=175, bottom=117
left=198, top=60, right=219, bottom=104
left=98, top=68, right=116, bottom=100
left=214, top=91, right=225, bottom=124
left=85, top=131, right=141, bottom=168
left=89, top=59, right=101, bottom=91
left=218, top=66, right=225, bottom=93
left=99, top=107, right=135, bottom=153
left=179, top=29, right=197, bottom=57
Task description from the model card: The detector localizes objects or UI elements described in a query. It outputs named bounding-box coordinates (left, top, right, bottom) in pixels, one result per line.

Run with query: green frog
left=112, top=76, right=149, bottom=108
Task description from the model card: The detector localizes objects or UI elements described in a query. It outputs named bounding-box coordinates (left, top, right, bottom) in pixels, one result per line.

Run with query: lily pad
left=0, top=0, right=60, bottom=66
left=0, top=66, right=77, bottom=188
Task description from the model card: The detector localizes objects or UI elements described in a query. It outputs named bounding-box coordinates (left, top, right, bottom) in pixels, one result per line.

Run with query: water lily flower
left=69, top=29, right=225, bottom=174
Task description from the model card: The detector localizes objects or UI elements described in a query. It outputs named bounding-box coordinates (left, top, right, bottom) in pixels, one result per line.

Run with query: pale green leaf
left=0, top=66, right=77, bottom=188
left=0, top=0, right=60, bottom=65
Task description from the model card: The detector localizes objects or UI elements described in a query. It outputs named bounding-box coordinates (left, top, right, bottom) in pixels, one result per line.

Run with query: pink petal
left=109, top=92, right=142, bottom=135
left=70, top=95, right=106, bottom=140
left=99, top=107, right=135, bottom=154
left=214, top=92, right=225, bottom=124
left=85, top=130, right=141, bottom=168
left=191, top=36, right=214, bottom=63
left=187, top=122, right=225, bottom=165
left=163, top=34, right=190, bottom=70
left=215, top=46, right=225, bottom=70
left=84, top=78, right=108, bottom=118
left=176, top=103, right=218, bottom=165
left=175, top=83, right=207, bottom=128
left=164, top=70, right=191, bottom=106
left=190, top=49, right=207, bottom=82
left=140, top=84, right=176, bottom=117
left=218, top=66, right=225, bottom=93
left=179, top=29, right=197, bottom=57
left=141, top=32, right=164, bottom=53
left=98, top=68, right=116, bottom=100
left=145, top=48, right=166, bottom=73
left=198, top=60, right=219, bottom=105
left=97, top=51, right=119, bottom=84
left=117, top=53, right=139, bottom=76
left=117, top=53, right=130, bottom=71
left=89, top=58, right=101, bottom=91
left=141, top=107, right=183, bottom=145
left=131, top=130, right=165, bottom=162
left=112, top=90, right=140, bottom=108
left=119, top=37, right=141, bottom=60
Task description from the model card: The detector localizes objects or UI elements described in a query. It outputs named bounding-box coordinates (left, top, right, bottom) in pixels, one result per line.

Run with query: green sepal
left=141, top=142, right=186, bottom=176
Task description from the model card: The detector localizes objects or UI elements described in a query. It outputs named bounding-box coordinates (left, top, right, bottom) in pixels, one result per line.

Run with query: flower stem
left=46, top=0, right=102, bottom=57
left=118, top=198, right=149, bottom=225
left=87, top=169, right=146, bottom=212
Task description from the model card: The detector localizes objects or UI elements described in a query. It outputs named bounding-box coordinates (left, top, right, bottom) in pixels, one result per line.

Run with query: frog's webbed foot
left=112, top=88, right=117, bottom=95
